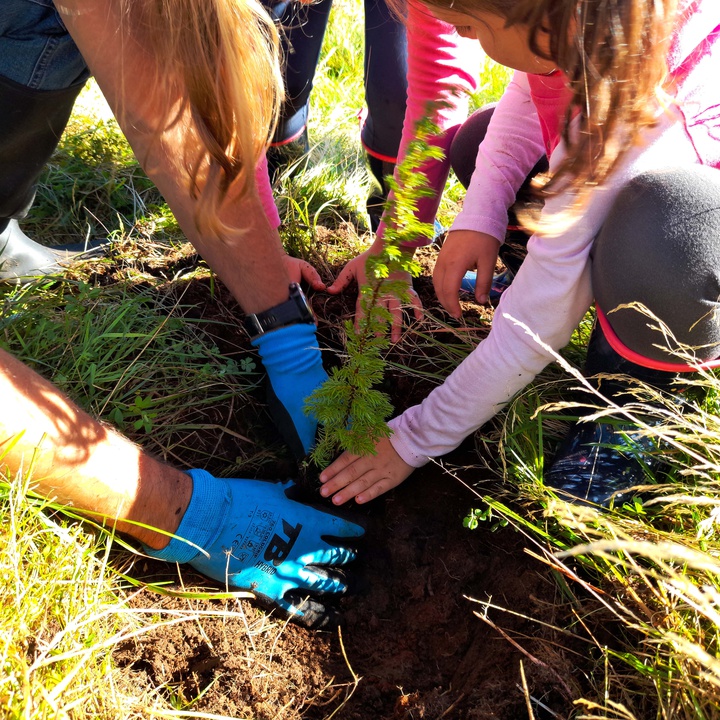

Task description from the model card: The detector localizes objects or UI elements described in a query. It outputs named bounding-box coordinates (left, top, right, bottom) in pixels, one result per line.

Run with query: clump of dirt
left=106, top=234, right=601, bottom=719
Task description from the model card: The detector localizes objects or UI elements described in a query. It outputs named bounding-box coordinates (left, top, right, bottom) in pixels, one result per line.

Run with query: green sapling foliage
left=306, top=111, right=445, bottom=466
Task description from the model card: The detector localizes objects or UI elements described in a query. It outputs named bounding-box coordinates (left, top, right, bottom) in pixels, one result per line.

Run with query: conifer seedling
left=305, top=110, right=445, bottom=468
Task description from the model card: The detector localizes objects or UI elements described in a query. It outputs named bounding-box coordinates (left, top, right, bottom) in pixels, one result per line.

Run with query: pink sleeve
left=451, top=72, right=546, bottom=241
left=254, top=154, right=281, bottom=229
left=669, top=5, right=720, bottom=169
left=377, top=0, right=483, bottom=248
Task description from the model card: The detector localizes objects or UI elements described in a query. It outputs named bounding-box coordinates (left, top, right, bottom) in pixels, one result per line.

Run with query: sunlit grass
left=4, top=0, right=720, bottom=716
left=0, top=471, right=132, bottom=719
left=457, top=313, right=720, bottom=718
left=0, top=469, right=323, bottom=719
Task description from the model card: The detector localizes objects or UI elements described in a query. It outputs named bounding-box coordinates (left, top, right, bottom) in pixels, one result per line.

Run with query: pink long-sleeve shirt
left=254, top=1, right=483, bottom=238
left=389, top=0, right=720, bottom=468
left=374, top=0, right=483, bottom=245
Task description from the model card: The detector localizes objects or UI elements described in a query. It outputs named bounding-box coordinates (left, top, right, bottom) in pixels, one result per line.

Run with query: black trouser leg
left=0, top=74, right=95, bottom=279
left=0, top=73, right=85, bottom=223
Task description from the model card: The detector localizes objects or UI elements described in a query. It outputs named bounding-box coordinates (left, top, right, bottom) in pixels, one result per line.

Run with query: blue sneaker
left=544, top=322, right=680, bottom=508
left=460, top=267, right=515, bottom=303
left=544, top=420, right=661, bottom=506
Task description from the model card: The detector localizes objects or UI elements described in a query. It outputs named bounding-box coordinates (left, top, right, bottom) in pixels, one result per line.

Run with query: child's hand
left=283, top=254, right=326, bottom=292
left=319, top=436, right=415, bottom=505
left=327, top=249, right=423, bottom=343
left=433, top=230, right=500, bottom=317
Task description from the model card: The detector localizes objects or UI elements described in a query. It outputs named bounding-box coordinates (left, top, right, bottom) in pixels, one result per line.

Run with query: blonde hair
left=121, top=0, right=283, bottom=238
left=415, top=0, right=679, bottom=230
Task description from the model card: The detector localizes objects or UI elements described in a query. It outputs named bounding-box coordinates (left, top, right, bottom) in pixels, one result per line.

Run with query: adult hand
left=433, top=230, right=500, bottom=318
left=283, top=254, right=326, bottom=292
left=252, top=323, right=327, bottom=459
left=318, top=436, right=414, bottom=505
left=177, top=471, right=364, bottom=628
left=327, top=248, right=423, bottom=343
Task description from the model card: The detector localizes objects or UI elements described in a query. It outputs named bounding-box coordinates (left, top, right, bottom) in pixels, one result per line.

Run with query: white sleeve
left=451, top=71, right=546, bottom=241
left=390, top=106, right=698, bottom=467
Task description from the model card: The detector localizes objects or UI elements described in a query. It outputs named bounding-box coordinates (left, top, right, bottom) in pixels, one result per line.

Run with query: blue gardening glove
left=144, top=469, right=364, bottom=628
left=252, top=323, right=327, bottom=458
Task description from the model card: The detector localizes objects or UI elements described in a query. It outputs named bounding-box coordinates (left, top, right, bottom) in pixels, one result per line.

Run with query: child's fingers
left=320, top=454, right=375, bottom=505
left=297, top=260, right=326, bottom=291
left=385, top=296, right=403, bottom=343
left=327, top=256, right=364, bottom=294
left=355, top=472, right=406, bottom=504
left=409, top=289, right=424, bottom=322
left=326, top=266, right=355, bottom=294
left=474, top=268, right=493, bottom=305
left=321, top=438, right=414, bottom=504
left=434, top=263, right=465, bottom=318
left=319, top=451, right=361, bottom=490
left=330, top=470, right=382, bottom=505
left=333, top=460, right=412, bottom=505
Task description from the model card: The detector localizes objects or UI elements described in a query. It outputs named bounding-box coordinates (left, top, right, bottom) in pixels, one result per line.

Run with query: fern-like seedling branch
left=305, top=110, right=446, bottom=466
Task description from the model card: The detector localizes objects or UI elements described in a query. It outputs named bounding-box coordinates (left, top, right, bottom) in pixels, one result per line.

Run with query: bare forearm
left=59, top=1, right=291, bottom=313
left=151, top=180, right=292, bottom=313
left=0, top=348, right=189, bottom=548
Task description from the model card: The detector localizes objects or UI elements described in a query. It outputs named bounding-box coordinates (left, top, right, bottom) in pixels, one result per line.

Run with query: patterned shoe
left=460, top=267, right=515, bottom=303
left=544, top=417, right=663, bottom=507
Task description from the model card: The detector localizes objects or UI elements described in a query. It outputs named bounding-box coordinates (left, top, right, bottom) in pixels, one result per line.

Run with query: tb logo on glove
left=147, top=470, right=364, bottom=628
left=263, top=519, right=302, bottom=566
left=228, top=510, right=301, bottom=570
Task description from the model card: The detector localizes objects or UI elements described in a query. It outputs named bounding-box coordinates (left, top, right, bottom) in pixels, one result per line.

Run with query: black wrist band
left=244, top=283, right=315, bottom=339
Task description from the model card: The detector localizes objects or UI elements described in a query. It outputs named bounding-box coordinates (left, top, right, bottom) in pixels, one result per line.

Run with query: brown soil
left=105, top=236, right=596, bottom=719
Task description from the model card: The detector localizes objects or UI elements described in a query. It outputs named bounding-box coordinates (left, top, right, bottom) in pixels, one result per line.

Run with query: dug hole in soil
left=110, top=238, right=595, bottom=720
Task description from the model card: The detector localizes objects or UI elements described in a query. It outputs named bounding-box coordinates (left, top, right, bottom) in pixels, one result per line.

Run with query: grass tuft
left=458, top=312, right=720, bottom=719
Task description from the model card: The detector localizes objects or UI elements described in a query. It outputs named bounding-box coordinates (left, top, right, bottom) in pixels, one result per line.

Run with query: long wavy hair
left=416, top=0, right=680, bottom=230
left=120, top=0, right=282, bottom=238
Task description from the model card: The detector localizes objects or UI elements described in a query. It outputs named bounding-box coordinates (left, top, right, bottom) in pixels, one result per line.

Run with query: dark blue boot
left=544, top=322, right=679, bottom=507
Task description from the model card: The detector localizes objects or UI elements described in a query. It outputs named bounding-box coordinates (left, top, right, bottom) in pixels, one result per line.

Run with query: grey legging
left=592, top=166, right=720, bottom=364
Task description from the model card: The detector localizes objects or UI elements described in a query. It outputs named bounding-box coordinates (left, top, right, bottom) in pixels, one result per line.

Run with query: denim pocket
left=1, top=0, right=90, bottom=90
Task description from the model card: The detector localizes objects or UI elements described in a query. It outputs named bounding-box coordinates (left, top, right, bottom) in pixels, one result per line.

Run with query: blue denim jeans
left=0, top=0, right=90, bottom=90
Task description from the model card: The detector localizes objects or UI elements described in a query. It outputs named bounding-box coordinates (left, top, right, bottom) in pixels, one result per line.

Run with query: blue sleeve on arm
left=252, top=323, right=328, bottom=457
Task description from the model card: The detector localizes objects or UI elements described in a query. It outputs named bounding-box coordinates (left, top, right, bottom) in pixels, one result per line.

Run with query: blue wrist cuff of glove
left=250, top=322, right=322, bottom=371
left=142, top=469, right=231, bottom=564
left=251, top=323, right=326, bottom=456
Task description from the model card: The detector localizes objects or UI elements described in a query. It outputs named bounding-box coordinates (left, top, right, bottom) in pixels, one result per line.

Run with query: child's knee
left=592, top=166, right=720, bottom=361
left=449, top=105, right=496, bottom=188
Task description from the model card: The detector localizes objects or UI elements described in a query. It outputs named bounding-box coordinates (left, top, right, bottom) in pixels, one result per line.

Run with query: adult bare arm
left=0, top=346, right=363, bottom=625
left=57, top=0, right=290, bottom=314
left=0, top=348, right=189, bottom=549
left=56, top=1, right=332, bottom=457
